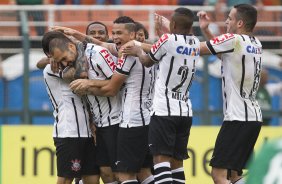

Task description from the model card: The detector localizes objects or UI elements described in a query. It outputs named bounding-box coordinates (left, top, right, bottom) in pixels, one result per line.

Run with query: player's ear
left=130, top=31, right=136, bottom=40
left=68, top=42, right=76, bottom=52
left=237, top=20, right=244, bottom=29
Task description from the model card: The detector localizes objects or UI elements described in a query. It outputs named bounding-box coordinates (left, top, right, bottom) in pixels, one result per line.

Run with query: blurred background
left=0, top=0, right=281, bottom=126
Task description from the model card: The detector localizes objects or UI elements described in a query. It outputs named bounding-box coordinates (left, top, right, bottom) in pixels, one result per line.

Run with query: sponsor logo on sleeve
left=151, top=34, right=169, bottom=53
left=211, top=33, right=234, bottom=45
left=100, top=49, right=116, bottom=71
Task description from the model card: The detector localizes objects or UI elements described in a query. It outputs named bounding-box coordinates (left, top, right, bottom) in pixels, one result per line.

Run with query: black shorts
left=148, top=115, right=192, bottom=160
left=116, top=126, right=153, bottom=173
left=210, top=121, right=262, bottom=174
left=96, top=124, right=119, bottom=171
left=54, top=137, right=100, bottom=178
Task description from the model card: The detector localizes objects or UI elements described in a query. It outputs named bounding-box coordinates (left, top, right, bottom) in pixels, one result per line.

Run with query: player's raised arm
left=51, top=26, right=118, bottom=56
left=197, top=11, right=215, bottom=40
left=36, top=57, right=50, bottom=70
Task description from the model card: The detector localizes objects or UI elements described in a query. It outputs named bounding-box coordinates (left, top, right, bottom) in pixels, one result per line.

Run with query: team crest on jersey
left=100, top=49, right=116, bottom=71
left=151, top=34, right=169, bottom=53
left=212, top=33, right=234, bottom=45
left=71, top=159, right=81, bottom=172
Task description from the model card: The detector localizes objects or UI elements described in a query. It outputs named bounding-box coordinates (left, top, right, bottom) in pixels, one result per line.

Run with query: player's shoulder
left=209, top=33, right=236, bottom=45
left=43, top=64, right=51, bottom=74
left=85, top=43, right=107, bottom=54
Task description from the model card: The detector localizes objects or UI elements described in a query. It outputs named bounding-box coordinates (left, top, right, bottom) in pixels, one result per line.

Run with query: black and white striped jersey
left=116, top=54, right=153, bottom=128
left=43, top=64, right=92, bottom=138
left=206, top=33, right=263, bottom=122
left=149, top=33, right=200, bottom=116
left=85, top=43, right=121, bottom=127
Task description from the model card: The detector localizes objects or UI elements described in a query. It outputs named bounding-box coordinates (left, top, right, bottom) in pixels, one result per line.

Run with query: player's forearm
left=36, top=57, right=50, bottom=69
left=87, top=85, right=118, bottom=97
left=84, top=36, right=118, bottom=56
left=141, top=42, right=153, bottom=53
left=137, top=52, right=154, bottom=67
left=200, top=27, right=215, bottom=40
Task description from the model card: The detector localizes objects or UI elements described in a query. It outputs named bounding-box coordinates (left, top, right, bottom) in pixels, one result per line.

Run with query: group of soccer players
left=41, top=3, right=263, bottom=184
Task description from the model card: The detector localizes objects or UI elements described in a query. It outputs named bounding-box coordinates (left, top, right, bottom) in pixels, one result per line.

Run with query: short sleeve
left=116, top=55, right=136, bottom=76
left=149, top=33, right=169, bottom=62
left=206, top=33, right=236, bottom=55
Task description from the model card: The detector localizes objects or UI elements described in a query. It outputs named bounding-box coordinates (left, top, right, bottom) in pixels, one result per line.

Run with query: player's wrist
left=134, top=40, right=142, bottom=47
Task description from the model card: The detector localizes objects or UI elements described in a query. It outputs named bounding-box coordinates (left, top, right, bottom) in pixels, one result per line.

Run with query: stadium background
left=0, top=2, right=281, bottom=184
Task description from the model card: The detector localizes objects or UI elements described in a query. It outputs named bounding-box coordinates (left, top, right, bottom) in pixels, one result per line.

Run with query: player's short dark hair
left=113, top=16, right=135, bottom=24
left=172, top=7, right=194, bottom=31
left=42, top=31, right=67, bottom=56
left=234, top=4, right=257, bottom=32
left=85, top=21, right=108, bottom=35
left=135, top=22, right=149, bottom=39
left=113, top=16, right=136, bottom=33
left=42, top=31, right=72, bottom=56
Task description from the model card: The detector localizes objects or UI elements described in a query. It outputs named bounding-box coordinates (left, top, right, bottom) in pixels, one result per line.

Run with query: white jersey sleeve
left=206, top=33, right=236, bottom=55
left=86, top=44, right=116, bottom=79
left=149, top=33, right=170, bottom=62
left=116, top=54, right=136, bottom=76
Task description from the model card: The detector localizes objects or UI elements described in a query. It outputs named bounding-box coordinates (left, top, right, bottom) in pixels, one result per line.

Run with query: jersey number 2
left=172, top=66, right=189, bottom=92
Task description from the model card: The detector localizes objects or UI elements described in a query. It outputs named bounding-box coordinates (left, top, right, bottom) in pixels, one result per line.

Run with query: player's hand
left=154, top=13, right=170, bottom=36
left=122, top=45, right=142, bottom=57
left=197, top=11, right=210, bottom=30
left=50, top=26, right=77, bottom=36
left=121, top=40, right=135, bottom=49
left=70, top=79, right=91, bottom=94
left=50, top=58, right=59, bottom=73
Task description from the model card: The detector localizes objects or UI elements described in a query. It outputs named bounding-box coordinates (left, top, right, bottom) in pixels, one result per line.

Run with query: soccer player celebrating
left=198, top=4, right=262, bottom=184
left=122, top=7, right=200, bottom=184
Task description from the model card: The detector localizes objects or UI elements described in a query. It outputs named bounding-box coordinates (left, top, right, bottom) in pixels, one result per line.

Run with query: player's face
left=112, top=23, right=135, bottom=50
left=135, top=29, right=146, bottom=43
left=87, top=24, right=108, bottom=42
left=51, top=44, right=77, bottom=67
left=225, top=8, right=239, bottom=33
